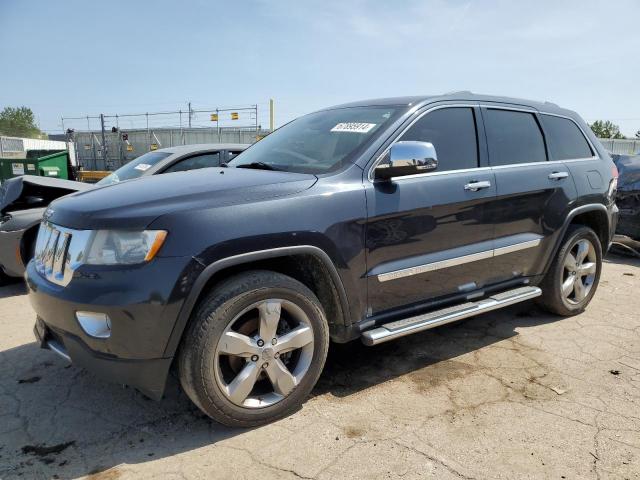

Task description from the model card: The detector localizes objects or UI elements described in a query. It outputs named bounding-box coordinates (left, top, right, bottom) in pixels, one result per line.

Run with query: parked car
left=26, top=93, right=618, bottom=427
left=611, top=154, right=640, bottom=239
left=0, top=144, right=247, bottom=283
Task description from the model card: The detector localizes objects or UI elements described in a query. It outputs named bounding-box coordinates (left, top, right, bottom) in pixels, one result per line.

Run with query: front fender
left=161, top=244, right=353, bottom=358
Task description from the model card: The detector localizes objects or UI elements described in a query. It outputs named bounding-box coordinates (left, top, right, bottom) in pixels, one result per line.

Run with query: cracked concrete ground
left=1, top=254, right=639, bottom=479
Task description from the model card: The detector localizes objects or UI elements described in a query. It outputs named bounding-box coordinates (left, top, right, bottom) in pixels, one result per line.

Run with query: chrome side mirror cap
left=375, top=141, right=438, bottom=180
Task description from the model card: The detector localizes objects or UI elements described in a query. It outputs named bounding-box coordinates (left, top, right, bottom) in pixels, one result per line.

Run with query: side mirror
left=374, top=141, right=438, bottom=180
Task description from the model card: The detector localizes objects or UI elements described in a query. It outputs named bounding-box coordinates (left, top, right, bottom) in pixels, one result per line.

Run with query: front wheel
left=178, top=270, right=329, bottom=427
left=538, top=225, right=603, bottom=316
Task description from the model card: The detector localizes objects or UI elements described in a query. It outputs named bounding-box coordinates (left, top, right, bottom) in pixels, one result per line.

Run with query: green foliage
left=589, top=120, right=625, bottom=139
left=0, top=106, right=46, bottom=139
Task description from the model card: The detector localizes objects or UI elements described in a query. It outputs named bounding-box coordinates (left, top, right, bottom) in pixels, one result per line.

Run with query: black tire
left=537, top=225, right=603, bottom=316
left=0, top=270, right=10, bottom=287
left=178, top=270, right=330, bottom=427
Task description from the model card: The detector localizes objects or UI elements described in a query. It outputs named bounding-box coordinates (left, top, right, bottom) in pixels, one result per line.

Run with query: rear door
left=482, top=107, right=578, bottom=282
left=365, top=105, right=498, bottom=315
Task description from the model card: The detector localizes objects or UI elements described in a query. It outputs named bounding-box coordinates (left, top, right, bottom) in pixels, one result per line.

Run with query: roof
left=324, top=92, right=570, bottom=115
left=157, top=143, right=250, bottom=155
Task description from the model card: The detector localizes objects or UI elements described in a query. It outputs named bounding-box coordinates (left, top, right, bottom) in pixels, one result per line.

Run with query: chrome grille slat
left=53, top=233, right=71, bottom=281
left=34, top=222, right=89, bottom=287
left=44, top=230, right=60, bottom=276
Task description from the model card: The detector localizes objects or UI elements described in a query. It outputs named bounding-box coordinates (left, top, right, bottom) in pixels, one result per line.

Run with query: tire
left=178, top=270, right=330, bottom=427
left=537, top=225, right=603, bottom=316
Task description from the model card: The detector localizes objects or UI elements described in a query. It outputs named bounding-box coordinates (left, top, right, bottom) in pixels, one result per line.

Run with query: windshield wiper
left=235, top=162, right=282, bottom=171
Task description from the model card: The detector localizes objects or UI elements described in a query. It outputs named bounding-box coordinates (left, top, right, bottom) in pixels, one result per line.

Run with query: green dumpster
left=0, top=150, right=69, bottom=182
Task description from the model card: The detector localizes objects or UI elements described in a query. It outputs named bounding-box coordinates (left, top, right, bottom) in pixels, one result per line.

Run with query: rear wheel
left=538, top=225, right=602, bottom=316
left=178, top=270, right=329, bottom=427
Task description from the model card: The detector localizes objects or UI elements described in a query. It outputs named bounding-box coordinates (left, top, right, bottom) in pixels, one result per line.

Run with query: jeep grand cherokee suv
left=26, top=93, right=619, bottom=427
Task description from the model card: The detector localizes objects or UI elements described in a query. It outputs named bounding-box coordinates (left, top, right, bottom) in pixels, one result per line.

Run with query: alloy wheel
left=561, top=238, right=597, bottom=305
left=213, top=299, right=315, bottom=408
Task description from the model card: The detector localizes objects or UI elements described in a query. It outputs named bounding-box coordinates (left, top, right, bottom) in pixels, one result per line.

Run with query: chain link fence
left=72, top=126, right=269, bottom=171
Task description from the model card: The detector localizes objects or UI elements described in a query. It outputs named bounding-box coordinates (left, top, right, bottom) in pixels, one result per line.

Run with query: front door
left=365, top=105, right=497, bottom=315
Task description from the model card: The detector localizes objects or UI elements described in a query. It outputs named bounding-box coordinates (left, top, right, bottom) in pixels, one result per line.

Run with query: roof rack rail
left=443, top=90, right=473, bottom=95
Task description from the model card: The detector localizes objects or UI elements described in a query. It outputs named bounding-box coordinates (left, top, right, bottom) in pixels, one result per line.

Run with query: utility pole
left=188, top=102, right=192, bottom=128
left=269, top=98, right=275, bottom=131
left=100, top=114, right=107, bottom=169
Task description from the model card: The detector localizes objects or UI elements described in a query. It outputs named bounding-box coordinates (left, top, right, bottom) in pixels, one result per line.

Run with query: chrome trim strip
left=377, top=250, right=492, bottom=282
left=361, top=286, right=542, bottom=345
left=368, top=103, right=600, bottom=182
left=46, top=339, right=71, bottom=362
left=376, top=238, right=542, bottom=282
left=493, top=238, right=541, bottom=256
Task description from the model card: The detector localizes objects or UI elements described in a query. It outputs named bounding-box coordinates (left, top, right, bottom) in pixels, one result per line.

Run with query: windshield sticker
left=134, top=163, right=152, bottom=172
left=331, top=123, right=376, bottom=133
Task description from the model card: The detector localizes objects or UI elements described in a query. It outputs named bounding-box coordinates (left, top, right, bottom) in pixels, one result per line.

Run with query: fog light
left=75, top=311, right=111, bottom=338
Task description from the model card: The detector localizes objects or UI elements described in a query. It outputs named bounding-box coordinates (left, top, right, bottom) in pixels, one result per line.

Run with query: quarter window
left=399, top=107, right=479, bottom=171
left=541, top=114, right=593, bottom=160
left=485, top=109, right=547, bottom=166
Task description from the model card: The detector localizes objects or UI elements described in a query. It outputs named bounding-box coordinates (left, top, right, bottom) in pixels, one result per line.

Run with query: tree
left=635, top=130, right=640, bottom=139
left=589, top=120, right=625, bottom=139
left=0, top=106, right=46, bottom=139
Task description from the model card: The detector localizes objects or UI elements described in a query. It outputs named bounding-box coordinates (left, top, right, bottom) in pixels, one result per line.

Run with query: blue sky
left=1, top=0, right=639, bottom=135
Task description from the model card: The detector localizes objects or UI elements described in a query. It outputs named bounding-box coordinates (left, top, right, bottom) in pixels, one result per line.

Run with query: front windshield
left=228, top=106, right=400, bottom=174
left=97, top=151, right=172, bottom=185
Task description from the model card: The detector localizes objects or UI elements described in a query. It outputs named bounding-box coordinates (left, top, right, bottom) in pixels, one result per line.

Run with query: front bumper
left=33, top=317, right=172, bottom=399
left=26, top=255, right=200, bottom=399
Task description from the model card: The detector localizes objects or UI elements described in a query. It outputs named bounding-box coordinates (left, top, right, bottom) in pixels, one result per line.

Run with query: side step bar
left=361, top=286, right=541, bottom=346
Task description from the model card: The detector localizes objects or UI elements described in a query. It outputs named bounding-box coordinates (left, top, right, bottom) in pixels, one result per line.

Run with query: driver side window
left=399, top=107, right=479, bottom=172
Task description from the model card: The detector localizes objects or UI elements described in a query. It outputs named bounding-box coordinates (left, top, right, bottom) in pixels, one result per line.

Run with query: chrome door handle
left=548, top=171, right=569, bottom=180
left=464, top=180, right=491, bottom=192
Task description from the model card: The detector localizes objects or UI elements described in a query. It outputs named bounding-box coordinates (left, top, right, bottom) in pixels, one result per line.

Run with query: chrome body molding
left=377, top=238, right=541, bottom=282
left=493, top=238, right=542, bottom=256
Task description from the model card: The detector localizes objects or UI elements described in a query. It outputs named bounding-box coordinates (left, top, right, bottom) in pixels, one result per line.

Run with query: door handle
left=548, top=171, right=569, bottom=180
left=464, top=180, right=491, bottom=192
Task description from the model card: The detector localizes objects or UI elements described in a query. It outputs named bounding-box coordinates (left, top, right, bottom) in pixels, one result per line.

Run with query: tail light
left=608, top=164, right=619, bottom=200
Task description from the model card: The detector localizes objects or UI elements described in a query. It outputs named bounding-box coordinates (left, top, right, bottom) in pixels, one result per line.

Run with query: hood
left=612, top=154, right=640, bottom=192
left=48, top=167, right=317, bottom=229
left=0, top=175, right=91, bottom=215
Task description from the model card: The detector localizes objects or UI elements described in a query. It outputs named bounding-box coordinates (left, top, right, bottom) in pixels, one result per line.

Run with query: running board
left=361, top=286, right=541, bottom=346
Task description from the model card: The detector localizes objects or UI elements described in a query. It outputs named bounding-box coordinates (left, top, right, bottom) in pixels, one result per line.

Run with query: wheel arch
left=565, top=204, right=610, bottom=250
left=545, top=204, right=610, bottom=276
left=163, top=245, right=353, bottom=358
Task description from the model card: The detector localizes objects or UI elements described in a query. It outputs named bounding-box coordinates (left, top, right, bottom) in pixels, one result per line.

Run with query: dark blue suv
left=26, top=93, right=619, bottom=426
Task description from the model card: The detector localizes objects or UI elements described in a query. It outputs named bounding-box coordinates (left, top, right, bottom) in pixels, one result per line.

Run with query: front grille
left=34, top=223, right=91, bottom=287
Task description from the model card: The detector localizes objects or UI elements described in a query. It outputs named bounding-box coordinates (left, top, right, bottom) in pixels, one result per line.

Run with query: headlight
left=85, top=230, right=167, bottom=265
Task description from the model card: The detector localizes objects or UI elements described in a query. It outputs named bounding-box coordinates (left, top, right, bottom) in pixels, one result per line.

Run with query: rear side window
left=541, top=114, right=593, bottom=160
left=485, top=109, right=547, bottom=166
left=399, top=107, right=478, bottom=171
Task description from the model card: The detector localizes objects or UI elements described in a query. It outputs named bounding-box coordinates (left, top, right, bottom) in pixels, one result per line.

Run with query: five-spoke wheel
left=539, top=225, right=602, bottom=316
left=178, top=270, right=329, bottom=427
left=214, top=299, right=315, bottom=408
left=561, top=238, right=597, bottom=304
